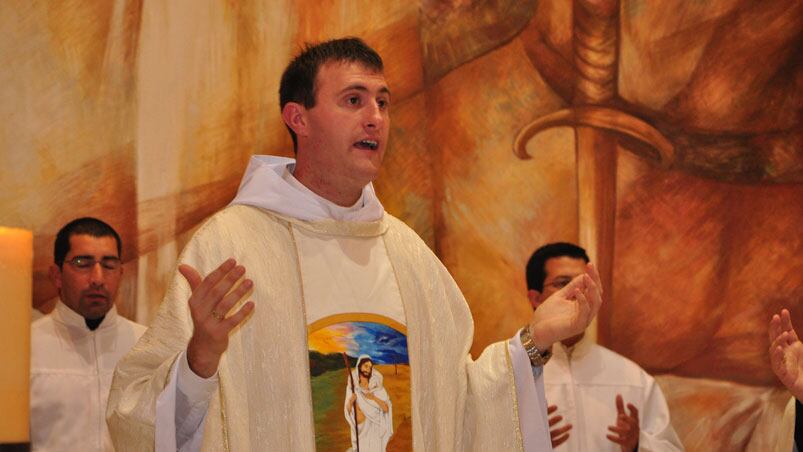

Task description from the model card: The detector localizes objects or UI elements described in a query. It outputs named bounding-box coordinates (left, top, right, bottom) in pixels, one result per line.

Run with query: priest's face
left=50, top=234, right=122, bottom=320
left=292, top=60, right=390, bottom=201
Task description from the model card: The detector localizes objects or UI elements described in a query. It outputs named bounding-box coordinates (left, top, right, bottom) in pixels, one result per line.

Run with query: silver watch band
left=519, top=326, right=553, bottom=367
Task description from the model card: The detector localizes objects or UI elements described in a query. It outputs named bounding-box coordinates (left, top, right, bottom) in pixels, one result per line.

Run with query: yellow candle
left=0, top=227, right=33, bottom=443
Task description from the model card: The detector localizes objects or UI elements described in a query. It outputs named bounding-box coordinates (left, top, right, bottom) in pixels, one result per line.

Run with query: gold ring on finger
left=211, top=310, right=224, bottom=320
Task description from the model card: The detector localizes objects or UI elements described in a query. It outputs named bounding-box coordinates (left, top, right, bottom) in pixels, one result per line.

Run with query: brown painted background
left=1, top=1, right=801, bottom=450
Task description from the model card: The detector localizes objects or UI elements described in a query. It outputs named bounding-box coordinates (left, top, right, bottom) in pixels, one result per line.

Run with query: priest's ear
left=281, top=102, right=309, bottom=138
left=49, top=264, right=63, bottom=291
left=527, top=289, right=544, bottom=311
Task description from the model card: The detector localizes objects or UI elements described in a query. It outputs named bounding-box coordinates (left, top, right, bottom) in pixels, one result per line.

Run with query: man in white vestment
left=344, top=355, right=392, bottom=451
left=30, top=217, right=147, bottom=451
left=526, top=242, right=683, bottom=451
left=107, top=38, right=604, bottom=452
left=769, top=309, right=803, bottom=452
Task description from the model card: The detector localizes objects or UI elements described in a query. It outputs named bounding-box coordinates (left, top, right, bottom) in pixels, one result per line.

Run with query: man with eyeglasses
left=30, top=217, right=146, bottom=451
left=526, top=242, right=683, bottom=451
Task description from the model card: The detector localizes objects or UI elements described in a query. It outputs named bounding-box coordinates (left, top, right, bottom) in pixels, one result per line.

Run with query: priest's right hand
left=528, top=263, right=603, bottom=349
left=179, top=258, right=255, bottom=378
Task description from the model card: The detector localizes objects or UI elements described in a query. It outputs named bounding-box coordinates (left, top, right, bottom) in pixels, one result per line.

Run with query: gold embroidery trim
left=218, top=373, right=230, bottom=452
left=289, top=222, right=318, bottom=449
left=308, top=313, right=407, bottom=335
left=505, top=339, right=525, bottom=452
left=380, top=232, right=416, bottom=450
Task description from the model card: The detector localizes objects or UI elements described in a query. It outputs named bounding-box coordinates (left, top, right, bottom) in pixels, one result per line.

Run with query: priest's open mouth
left=354, top=139, right=378, bottom=150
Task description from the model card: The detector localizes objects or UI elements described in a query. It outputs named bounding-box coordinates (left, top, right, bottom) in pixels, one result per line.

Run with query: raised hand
left=547, top=404, right=572, bottom=448
left=606, top=394, right=639, bottom=452
left=769, top=309, right=803, bottom=400
left=180, top=258, right=255, bottom=378
left=528, top=263, right=603, bottom=348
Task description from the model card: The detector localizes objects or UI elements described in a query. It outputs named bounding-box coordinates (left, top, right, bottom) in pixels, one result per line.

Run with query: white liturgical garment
left=544, top=335, right=684, bottom=451
left=110, top=155, right=552, bottom=451
left=30, top=302, right=146, bottom=452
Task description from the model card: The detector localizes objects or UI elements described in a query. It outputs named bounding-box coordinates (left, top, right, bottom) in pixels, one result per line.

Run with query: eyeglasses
left=544, top=277, right=572, bottom=290
left=65, top=256, right=122, bottom=272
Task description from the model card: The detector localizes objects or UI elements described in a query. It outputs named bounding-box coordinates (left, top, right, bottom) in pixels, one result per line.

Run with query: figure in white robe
left=107, top=38, right=602, bottom=452
left=525, top=242, right=681, bottom=451
left=31, top=303, right=146, bottom=452
left=106, top=156, right=558, bottom=451
left=543, top=336, right=683, bottom=451
left=344, top=355, right=393, bottom=451
left=32, top=218, right=146, bottom=452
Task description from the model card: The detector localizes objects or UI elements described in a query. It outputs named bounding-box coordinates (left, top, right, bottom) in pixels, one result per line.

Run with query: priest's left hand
left=606, top=394, right=639, bottom=452
left=528, top=263, right=603, bottom=349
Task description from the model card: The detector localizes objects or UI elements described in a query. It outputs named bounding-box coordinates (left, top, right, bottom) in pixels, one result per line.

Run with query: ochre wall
left=1, top=1, right=801, bottom=450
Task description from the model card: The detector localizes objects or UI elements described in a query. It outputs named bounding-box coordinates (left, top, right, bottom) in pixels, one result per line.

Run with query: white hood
left=229, top=155, right=385, bottom=222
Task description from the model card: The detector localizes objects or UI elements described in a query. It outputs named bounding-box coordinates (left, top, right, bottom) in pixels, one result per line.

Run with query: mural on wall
left=1, top=0, right=800, bottom=450
left=501, top=2, right=803, bottom=450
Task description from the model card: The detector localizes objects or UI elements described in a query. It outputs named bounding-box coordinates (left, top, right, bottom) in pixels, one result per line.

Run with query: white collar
left=554, top=333, right=593, bottom=361
left=230, top=155, right=385, bottom=222
left=52, top=300, right=118, bottom=332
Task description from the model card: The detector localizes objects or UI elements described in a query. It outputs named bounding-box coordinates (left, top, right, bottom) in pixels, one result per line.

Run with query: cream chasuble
left=107, top=156, right=551, bottom=451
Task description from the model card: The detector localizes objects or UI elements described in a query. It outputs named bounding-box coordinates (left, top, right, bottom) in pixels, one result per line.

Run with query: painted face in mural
left=359, top=359, right=374, bottom=381
left=292, top=60, right=390, bottom=204
left=50, top=234, right=123, bottom=320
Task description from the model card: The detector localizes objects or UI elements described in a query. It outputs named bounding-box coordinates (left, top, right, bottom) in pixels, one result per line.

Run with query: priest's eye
left=347, top=96, right=360, bottom=105
left=377, top=99, right=388, bottom=110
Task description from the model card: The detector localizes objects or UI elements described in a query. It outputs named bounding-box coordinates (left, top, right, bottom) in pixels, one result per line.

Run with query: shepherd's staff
left=342, top=353, right=360, bottom=452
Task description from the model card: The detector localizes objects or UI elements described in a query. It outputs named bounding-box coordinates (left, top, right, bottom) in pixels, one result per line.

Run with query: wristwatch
left=519, top=325, right=553, bottom=367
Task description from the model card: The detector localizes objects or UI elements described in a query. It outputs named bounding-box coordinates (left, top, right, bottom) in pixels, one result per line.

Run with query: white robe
left=30, top=302, right=146, bottom=452
left=344, top=363, right=393, bottom=452
left=544, top=335, right=684, bottom=451
left=107, top=155, right=551, bottom=451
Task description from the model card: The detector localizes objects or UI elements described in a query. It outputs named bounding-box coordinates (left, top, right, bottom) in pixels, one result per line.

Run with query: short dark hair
left=279, top=37, right=384, bottom=152
left=54, top=217, right=122, bottom=268
left=525, top=242, right=589, bottom=291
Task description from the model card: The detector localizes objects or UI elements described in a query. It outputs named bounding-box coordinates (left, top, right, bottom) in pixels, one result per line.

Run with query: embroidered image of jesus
left=308, top=315, right=411, bottom=451
left=344, top=354, right=393, bottom=451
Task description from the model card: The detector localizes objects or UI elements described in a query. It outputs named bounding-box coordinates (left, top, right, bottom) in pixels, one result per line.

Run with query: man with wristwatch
left=106, top=38, right=607, bottom=452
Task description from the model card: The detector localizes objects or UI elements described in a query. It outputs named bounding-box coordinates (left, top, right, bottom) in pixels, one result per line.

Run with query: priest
left=107, top=37, right=603, bottom=452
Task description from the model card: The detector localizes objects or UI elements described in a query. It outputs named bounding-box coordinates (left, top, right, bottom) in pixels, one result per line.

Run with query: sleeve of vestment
left=510, top=330, right=551, bottom=450
left=106, top=214, right=230, bottom=452
left=637, top=373, right=685, bottom=451
left=378, top=214, right=555, bottom=451
left=152, top=351, right=218, bottom=451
